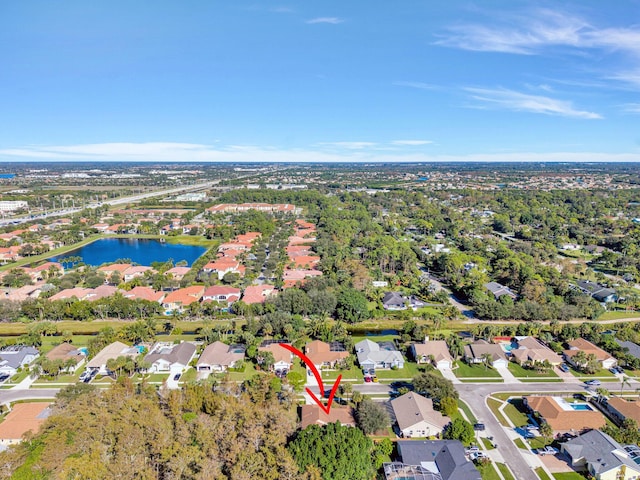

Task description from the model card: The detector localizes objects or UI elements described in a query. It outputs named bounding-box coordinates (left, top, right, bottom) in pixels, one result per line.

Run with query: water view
left=50, top=238, right=207, bottom=267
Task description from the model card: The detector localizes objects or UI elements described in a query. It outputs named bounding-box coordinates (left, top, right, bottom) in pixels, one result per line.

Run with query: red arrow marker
left=279, top=343, right=342, bottom=415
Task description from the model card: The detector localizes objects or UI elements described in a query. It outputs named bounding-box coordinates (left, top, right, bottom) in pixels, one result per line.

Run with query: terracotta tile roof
left=607, top=397, right=640, bottom=424
left=97, top=263, right=132, bottom=273
left=413, top=340, right=453, bottom=364
left=162, top=286, right=204, bottom=306
left=0, top=402, right=51, bottom=442
left=300, top=405, right=355, bottom=429
left=124, top=286, right=165, bottom=303
left=258, top=343, right=292, bottom=365
left=525, top=396, right=606, bottom=432
left=305, top=340, right=349, bottom=366
left=242, top=285, right=276, bottom=304
left=564, top=338, right=614, bottom=362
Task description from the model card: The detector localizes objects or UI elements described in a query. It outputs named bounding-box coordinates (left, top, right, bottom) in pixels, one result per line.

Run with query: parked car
left=538, top=446, right=559, bottom=456
left=465, top=446, right=480, bottom=454
left=473, top=423, right=486, bottom=431
left=364, top=376, right=372, bottom=383
left=585, top=379, right=601, bottom=386
left=0, top=374, right=9, bottom=383
left=173, top=373, right=181, bottom=381
left=559, top=363, right=569, bottom=373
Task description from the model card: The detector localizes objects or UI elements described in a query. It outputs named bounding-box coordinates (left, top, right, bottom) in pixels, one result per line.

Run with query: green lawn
left=503, top=399, right=529, bottom=427
left=536, top=467, right=552, bottom=480
left=6, top=370, right=31, bottom=385
left=458, top=400, right=478, bottom=424
left=374, top=362, right=421, bottom=379
left=34, top=370, right=83, bottom=384
left=487, top=397, right=510, bottom=427
left=481, top=437, right=495, bottom=450
left=599, top=311, right=640, bottom=321
left=454, top=361, right=501, bottom=378
left=323, top=365, right=364, bottom=381
left=569, top=366, right=615, bottom=378
left=508, top=362, right=559, bottom=379
left=514, top=438, right=527, bottom=449
left=478, top=462, right=501, bottom=480
left=529, top=436, right=552, bottom=450
left=497, top=463, right=516, bottom=480
left=179, top=368, right=197, bottom=383
left=552, top=473, right=586, bottom=480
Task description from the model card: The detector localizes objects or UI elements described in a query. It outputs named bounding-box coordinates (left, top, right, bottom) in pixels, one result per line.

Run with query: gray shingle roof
left=563, top=429, right=640, bottom=475
left=397, top=440, right=482, bottom=480
left=616, top=339, right=640, bottom=360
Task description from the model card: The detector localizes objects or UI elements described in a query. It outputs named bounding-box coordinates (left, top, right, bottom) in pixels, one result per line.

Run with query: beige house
left=197, top=342, right=245, bottom=372
left=300, top=405, right=356, bottom=429
left=305, top=340, right=349, bottom=371
left=463, top=340, right=508, bottom=368
left=564, top=338, right=617, bottom=370
left=86, top=341, right=139, bottom=375
left=412, top=340, right=453, bottom=369
left=391, top=392, right=450, bottom=438
left=510, top=336, right=563, bottom=366
left=0, top=403, right=51, bottom=446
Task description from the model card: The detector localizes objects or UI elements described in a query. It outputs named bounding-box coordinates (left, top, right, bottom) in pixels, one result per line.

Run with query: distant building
left=484, top=282, right=517, bottom=300
left=0, top=201, right=28, bottom=212
left=575, top=280, right=618, bottom=303
left=382, top=292, right=426, bottom=311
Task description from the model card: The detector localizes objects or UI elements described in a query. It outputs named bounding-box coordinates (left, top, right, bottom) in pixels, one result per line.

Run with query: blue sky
left=1, top=1, right=640, bottom=162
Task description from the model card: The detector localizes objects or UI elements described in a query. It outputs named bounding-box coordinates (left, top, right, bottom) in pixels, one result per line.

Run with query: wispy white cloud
left=622, top=103, right=640, bottom=113
left=393, top=81, right=439, bottom=90
left=435, top=8, right=640, bottom=57
left=316, top=141, right=376, bottom=149
left=0, top=142, right=636, bottom=163
left=391, top=140, right=433, bottom=146
left=306, top=17, right=344, bottom=25
left=463, top=87, right=602, bottom=119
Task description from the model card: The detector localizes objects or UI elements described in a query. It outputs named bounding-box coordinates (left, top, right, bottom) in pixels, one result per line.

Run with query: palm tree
left=621, top=376, right=631, bottom=396
left=481, top=353, right=492, bottom=371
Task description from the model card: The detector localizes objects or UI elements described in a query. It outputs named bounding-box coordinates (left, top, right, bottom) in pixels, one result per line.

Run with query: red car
left=364, top=376, right=372, bottom=383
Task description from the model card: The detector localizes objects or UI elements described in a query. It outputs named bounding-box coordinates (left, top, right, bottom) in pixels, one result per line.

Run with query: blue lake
left=50, top=238, right=207, bottom=267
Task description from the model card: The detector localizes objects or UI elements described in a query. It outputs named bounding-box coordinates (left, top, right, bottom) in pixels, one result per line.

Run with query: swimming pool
left=569, top=403, right=593, bottom=411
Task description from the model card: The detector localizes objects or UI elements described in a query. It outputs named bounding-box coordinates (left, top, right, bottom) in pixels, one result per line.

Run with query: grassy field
left=599, top=311, right=640, bottom=321
left=477, top=462, right=501, bottom=480
left=514, top=438, right=527, bottom=449
left=458, top=400, right=478, bottom=424
left=508, top=362, right=559, bottom=379
left=454, top=361, right=501, bottom=378
left=552, top=473, right=586, bottom=480
left=503, top=399, right=529, bottom=427
left=487, top=397, right=509, bottom=427
left=569, top=366, right=616, bottom=379
left=536, top=467, right=552, bottom=480
left=496, top=463, right=516, bottom=480
left=481, top=437, right=495, bottom=450
left=374, top=363, right=422, bottom=379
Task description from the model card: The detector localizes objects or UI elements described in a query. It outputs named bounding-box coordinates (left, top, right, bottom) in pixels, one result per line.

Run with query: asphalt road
left=0, top=180, right=219, bottom=227
left=456, top=381, right=634, bottom=480
left=0, top=388, right=59, bottom=403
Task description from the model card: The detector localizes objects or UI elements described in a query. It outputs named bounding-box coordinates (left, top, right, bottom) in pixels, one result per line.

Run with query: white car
left=538, top=446, right=559, bottom=456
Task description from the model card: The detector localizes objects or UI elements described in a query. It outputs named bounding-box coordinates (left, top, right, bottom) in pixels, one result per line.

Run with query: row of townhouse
left=282, top=219, right=322, bottom=289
